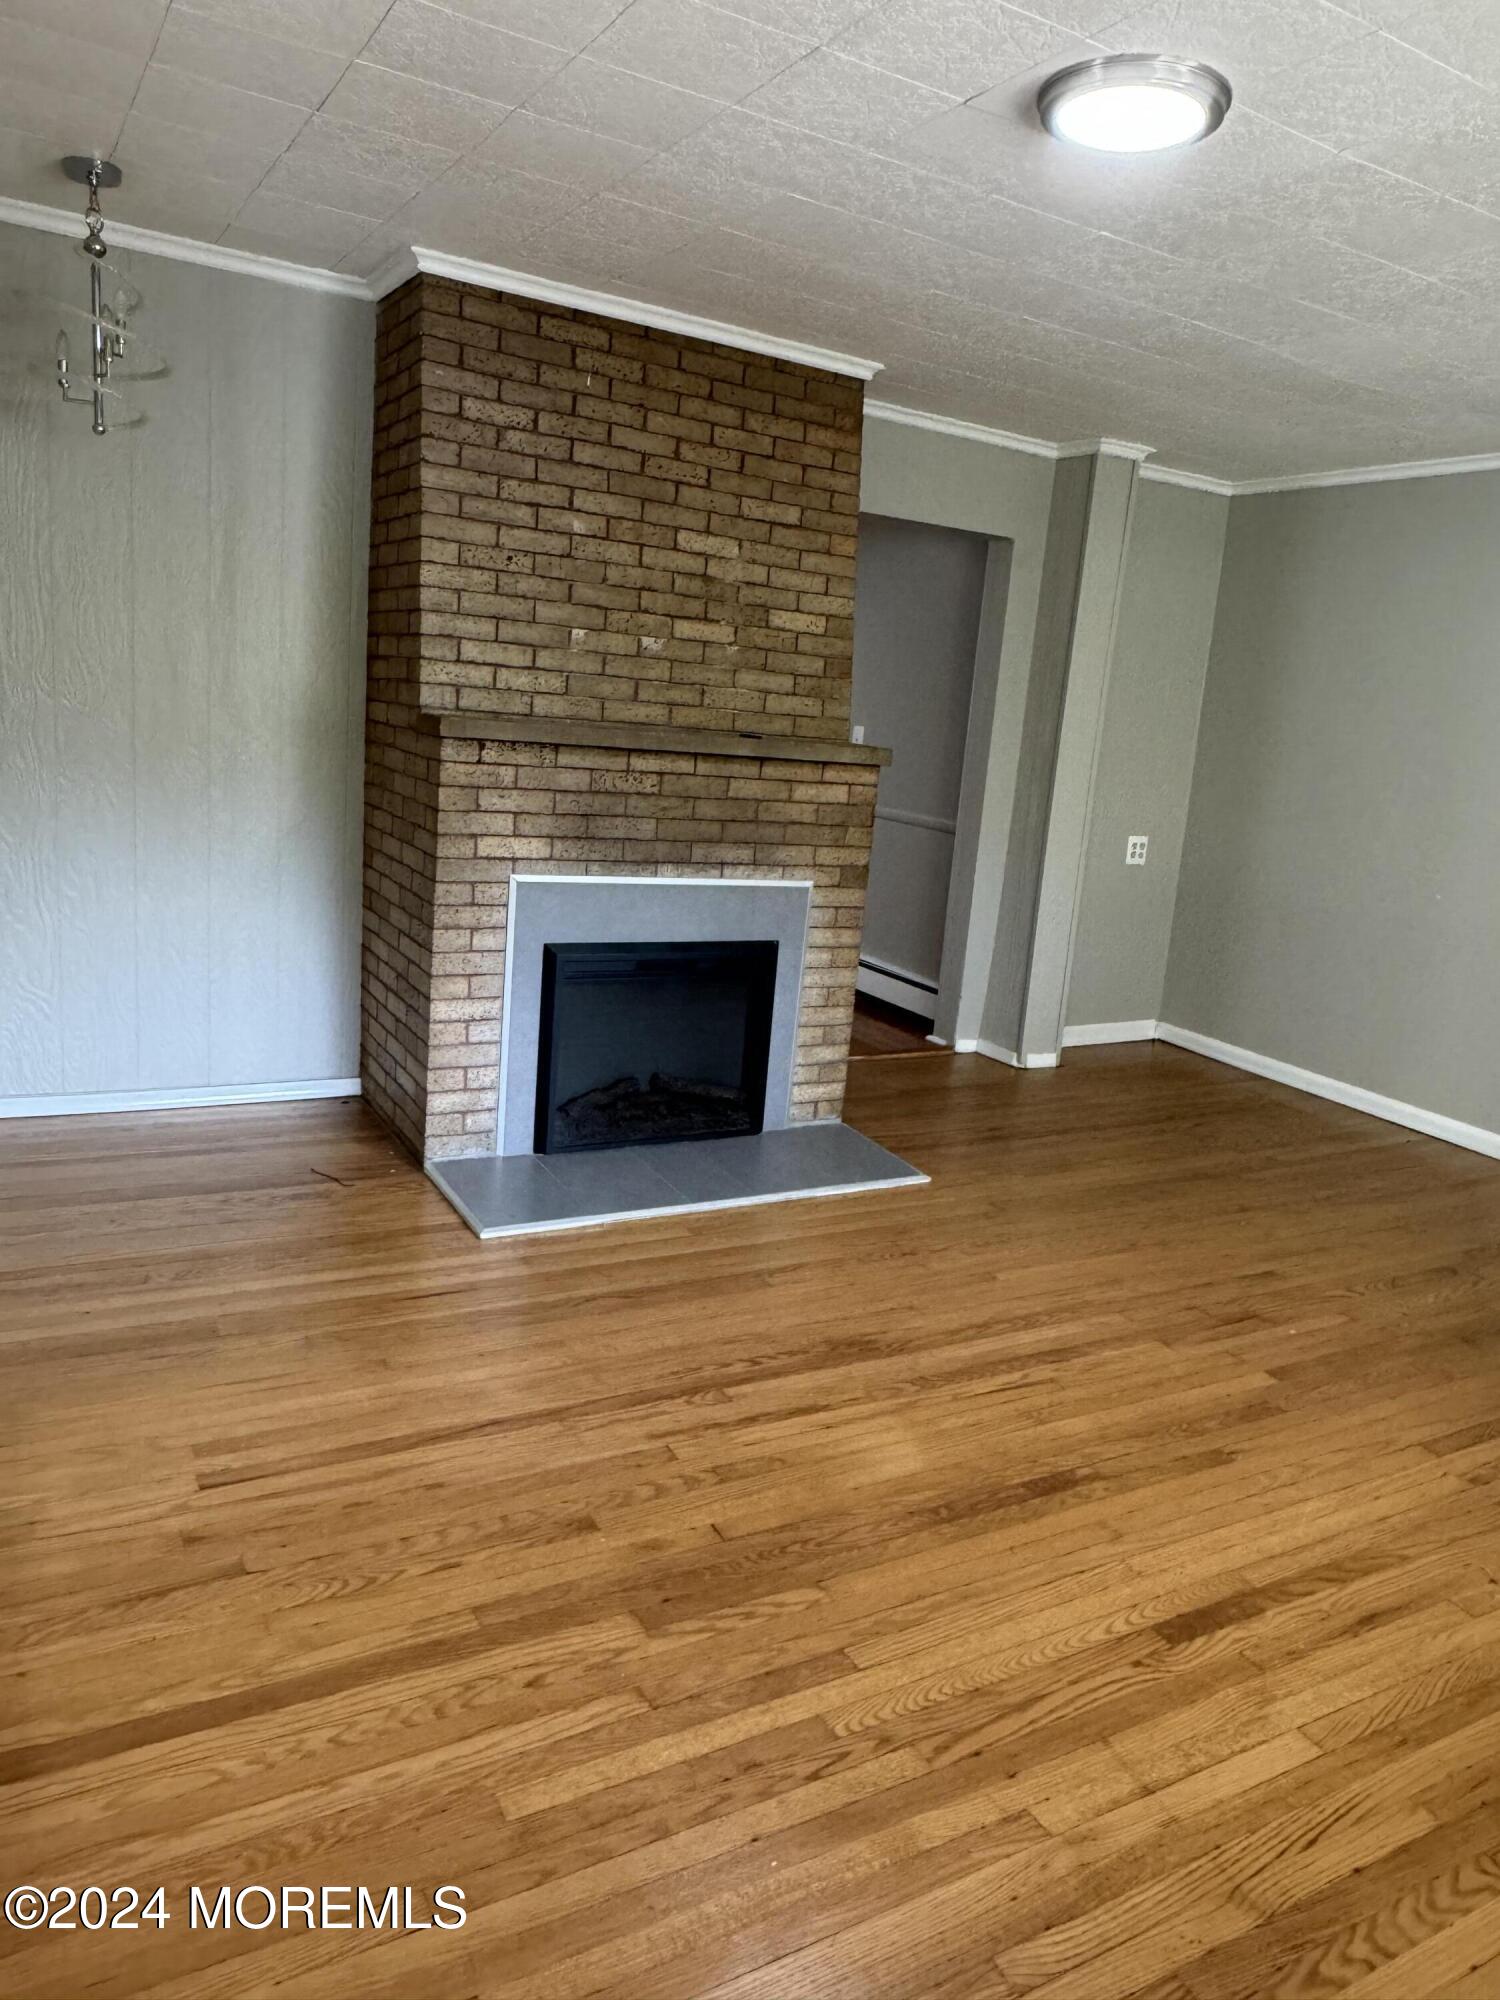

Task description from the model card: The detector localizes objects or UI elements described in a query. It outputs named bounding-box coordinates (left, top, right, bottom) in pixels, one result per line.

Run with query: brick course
left=362, top=277, right=439, bottom=1154
left=424, top=737, right=877, bottom=1159
left=392, top=274, right=863, bottom=735
left=360, top=275, right=879, bottom=1163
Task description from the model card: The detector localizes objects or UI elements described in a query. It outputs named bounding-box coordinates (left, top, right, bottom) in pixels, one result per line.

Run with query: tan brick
left=364, top=275, right=870, bottom=1166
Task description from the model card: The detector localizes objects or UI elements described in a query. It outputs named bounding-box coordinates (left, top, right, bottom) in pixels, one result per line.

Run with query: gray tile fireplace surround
left=495, top=876, right=814, bottom=1156
left=427, top=872, right=926, bottom=1240
left=430, top=1122, right=927, bottom=1242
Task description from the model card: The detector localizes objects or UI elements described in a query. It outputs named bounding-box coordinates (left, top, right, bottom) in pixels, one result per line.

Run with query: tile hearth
left=430, top=1122, right=927, bottom=1241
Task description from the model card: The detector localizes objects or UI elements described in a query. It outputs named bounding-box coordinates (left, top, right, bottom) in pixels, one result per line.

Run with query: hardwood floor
left=849, top=993, right=945, bottom=1058
left=4, top=1045, right=1500, bottom=1999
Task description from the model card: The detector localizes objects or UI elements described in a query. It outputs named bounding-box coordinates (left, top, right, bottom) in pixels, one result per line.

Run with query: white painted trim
left=0, top=203, right=876, bottom=375
left=867, top=408, right=1220, bottom=485
left=0, top=195, right=371, bottom=297
left=864, top=401, right=1063, bottom=460
left=1059, top=436, right=1155, bottom=462
left=951, top=1037, right=1056, bottom=1068
left=855, top=395, right=1500, bottom=497
left=856, top=962, right=936, bottom=1016
left=362, top=244, right=420, bottom=296
left=0, top=1077, right=362, bottom=1120
left=857, top=408, right=1500, bottom=496
left=1156, top=1025, right=1500, bottom=1164
left=390, top=246, right=883, bottom=381
left=1230, top=452, right=1500, bottom=496
left=1140, top=463, right=1237, bottom=496
left=1062, top=1019, right=1159, bottom=1045
left=11, top=199, right=1500, bottom=495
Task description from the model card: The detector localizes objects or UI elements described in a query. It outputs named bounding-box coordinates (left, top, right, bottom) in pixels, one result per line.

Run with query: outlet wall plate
left=1126, top=834, right=1149, bottom=865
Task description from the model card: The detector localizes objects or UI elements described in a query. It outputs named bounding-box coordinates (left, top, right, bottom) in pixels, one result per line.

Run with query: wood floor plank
left=3, top=1046, right=1500, bottom=1997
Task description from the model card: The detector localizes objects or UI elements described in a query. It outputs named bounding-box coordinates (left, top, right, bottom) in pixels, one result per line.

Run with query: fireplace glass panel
left=534, top=939, right=779, bottom=1154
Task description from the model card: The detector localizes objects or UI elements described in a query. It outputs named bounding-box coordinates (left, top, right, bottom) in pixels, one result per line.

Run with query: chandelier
left=53, top=157, right=163, bottom=434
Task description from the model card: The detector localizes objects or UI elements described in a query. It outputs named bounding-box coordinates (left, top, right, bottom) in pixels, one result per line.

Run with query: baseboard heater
left=857, top=956, right=937, bottom=1020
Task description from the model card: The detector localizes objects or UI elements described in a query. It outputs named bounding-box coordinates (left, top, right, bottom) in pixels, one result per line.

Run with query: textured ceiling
left=4, top=0, right=1500, bottom=479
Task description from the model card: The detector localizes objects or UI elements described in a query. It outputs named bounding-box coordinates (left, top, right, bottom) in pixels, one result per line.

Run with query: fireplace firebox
left=533, top=940, right=779, bottom=1155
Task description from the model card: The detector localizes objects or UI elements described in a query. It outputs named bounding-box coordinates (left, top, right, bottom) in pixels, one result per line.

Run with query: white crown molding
left=390, top=245, right=884, bottom=382
left=823, top=395, right=1500, bottom=498
left=363, top=244, right=419, bottom=296
left=855, top=404, right=1500, bottom=496
left=0, top=200, right=879, bottom=377
left=862, top=400, right=1062, bottom=459
left=1229, top=450, right=1500, bottom=495
left=1140, top=462, right=1237, bottom=496
left=8, top=198, right=1500, bottom=493
left=1059, top=436, right=1155, bottom=462
left=867, top=408, right=1171, bottom=475
left=0, top=194, right=370, bottom=297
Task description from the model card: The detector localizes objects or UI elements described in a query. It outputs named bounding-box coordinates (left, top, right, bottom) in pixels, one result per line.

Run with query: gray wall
left=851, top=512, right=988, bottom=992
left=1067, top=479, right=1227, bottom=1027
left=0, top=221, right=373, bottom=1105
left=1165, top=472, right=1500, bottom=1131
left=859, top=415, right=1054, bottom=1043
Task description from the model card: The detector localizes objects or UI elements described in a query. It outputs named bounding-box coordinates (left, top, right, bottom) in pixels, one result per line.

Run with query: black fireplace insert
left=533, top=939, right=779, bottom=1154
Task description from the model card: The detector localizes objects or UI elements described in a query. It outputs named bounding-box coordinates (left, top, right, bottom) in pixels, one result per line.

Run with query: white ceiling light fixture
left=1039, top=55, right=1232, bottom=154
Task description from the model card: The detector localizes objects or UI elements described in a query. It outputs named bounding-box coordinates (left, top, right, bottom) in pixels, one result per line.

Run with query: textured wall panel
left=0, top=220, right=374, bottom=1106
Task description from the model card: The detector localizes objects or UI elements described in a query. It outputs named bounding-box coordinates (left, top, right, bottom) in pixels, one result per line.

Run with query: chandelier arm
left=54, top=155, right=142, bottom=436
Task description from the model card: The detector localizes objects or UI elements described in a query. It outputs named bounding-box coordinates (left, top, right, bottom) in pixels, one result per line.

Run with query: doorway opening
left=851, top=513, right=1002, bottom=1047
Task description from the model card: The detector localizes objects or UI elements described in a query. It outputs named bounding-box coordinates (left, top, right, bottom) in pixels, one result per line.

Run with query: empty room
left=4, top=1, right=1500, bottom=1994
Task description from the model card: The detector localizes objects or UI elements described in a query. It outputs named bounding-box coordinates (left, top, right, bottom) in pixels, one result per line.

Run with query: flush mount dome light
left=1039, top=55, right=1232, bottom=153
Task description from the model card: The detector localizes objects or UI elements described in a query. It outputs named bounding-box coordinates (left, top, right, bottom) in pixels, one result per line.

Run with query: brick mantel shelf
left=432, top=711, right=890, bottom=767
left=361, top=274, right=886, bottom=1164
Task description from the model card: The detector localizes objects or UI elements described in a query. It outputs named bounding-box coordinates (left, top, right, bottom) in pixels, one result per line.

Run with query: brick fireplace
left=360, top=272, right=888, bottom=1171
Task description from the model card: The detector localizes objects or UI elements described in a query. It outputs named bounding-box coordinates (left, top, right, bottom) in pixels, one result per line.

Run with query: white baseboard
left=1156, top=1025, right=1500, bottom=1164
left=856, top=961, right=937, bottom=1018
left=0, top=1077, right=363, bottom=1120
left=1063, top=1019, right=1160, bottom=1046
left=952, top=1039, right=1058, bottom=1069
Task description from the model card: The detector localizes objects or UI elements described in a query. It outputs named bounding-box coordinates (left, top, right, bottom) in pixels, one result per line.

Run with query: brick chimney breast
left=361, top=275, right=887, bottom=1163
